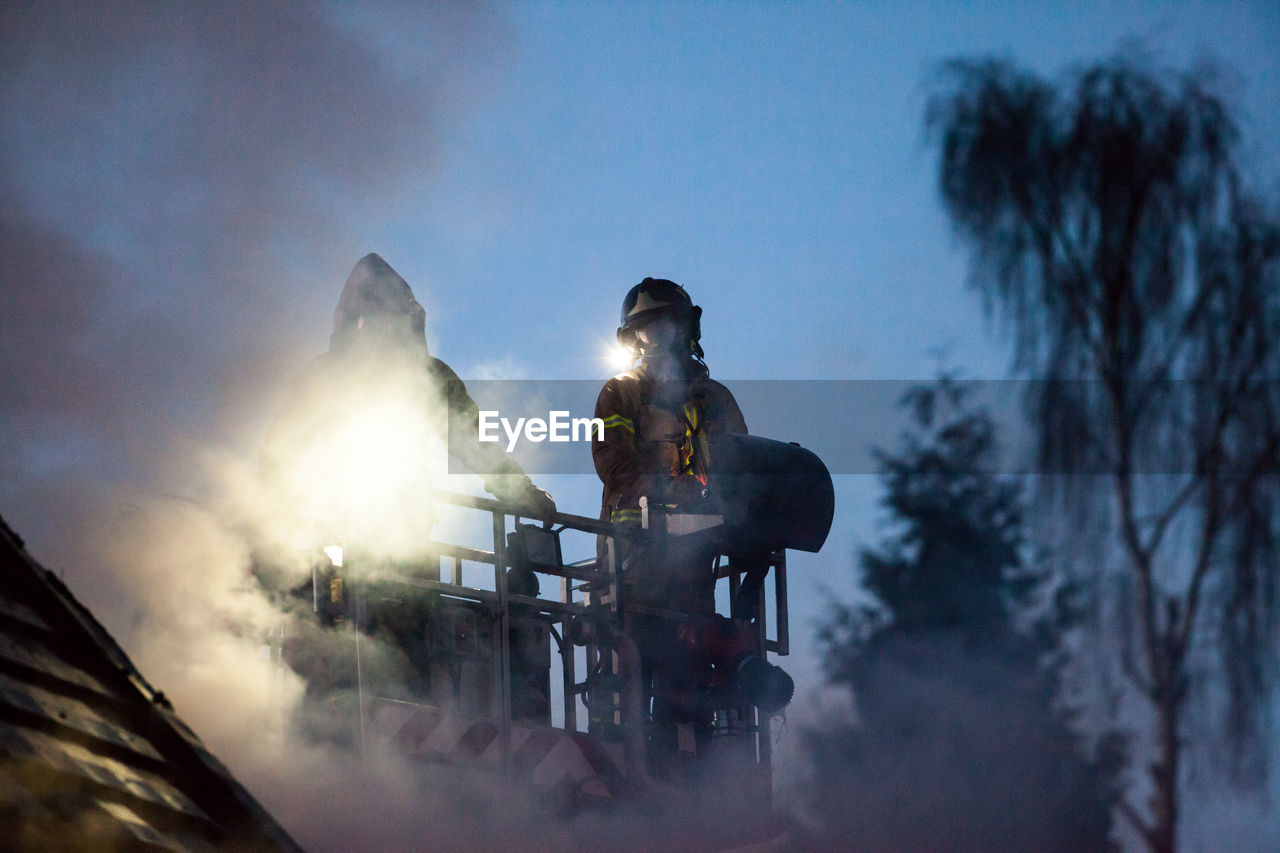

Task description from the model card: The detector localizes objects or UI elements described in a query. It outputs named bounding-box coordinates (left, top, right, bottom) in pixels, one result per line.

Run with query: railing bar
left=561, top=573, right=576, bottom=732
left=774, top=551, right=789, bottom=657
left=493, top=508, right=512, bottom=773
left=507, top=593, right=587, bottom=617
left=430, top=490, right=614, bottom=535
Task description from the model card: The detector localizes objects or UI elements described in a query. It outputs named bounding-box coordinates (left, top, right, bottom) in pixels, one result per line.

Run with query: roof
left=0, top=515, right=303, bottom=851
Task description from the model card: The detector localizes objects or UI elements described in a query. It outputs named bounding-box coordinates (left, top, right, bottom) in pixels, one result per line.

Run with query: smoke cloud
left=0, top=3, right=573, bottom=848
left=0, top=1, right=502, bottom=504
left=777, top=634, right=1126, bottom=851
left=72, top=470, right=582, bottom=852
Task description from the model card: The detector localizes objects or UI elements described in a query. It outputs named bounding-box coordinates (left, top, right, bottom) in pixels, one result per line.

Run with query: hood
left=330, top=253, right=428, bottom=353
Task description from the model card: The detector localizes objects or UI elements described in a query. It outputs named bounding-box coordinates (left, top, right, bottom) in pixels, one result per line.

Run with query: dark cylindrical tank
left=708, top=433, right=834, bottom=553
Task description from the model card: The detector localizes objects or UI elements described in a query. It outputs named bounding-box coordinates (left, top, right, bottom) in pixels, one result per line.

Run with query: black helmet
left=616, top=277, right=703, bottom=358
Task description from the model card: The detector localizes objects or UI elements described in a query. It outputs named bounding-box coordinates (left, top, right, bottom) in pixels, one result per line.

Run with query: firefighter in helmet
left=592, top=277, right=749, bottom=766
left=260, top=252, right=556, bottom=524
left=594, top=276, right=746, bottom=594
left=259, top=253, right=555, bottom=702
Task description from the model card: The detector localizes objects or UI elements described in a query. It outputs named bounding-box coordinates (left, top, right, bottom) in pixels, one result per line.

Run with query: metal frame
left=347, top=489, right=789, bottom=794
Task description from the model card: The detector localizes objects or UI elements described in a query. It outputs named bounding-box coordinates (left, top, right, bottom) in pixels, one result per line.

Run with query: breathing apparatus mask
left=616, top=277, right=704, bottom=362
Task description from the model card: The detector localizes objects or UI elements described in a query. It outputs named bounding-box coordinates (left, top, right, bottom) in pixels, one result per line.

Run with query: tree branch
left=1118, top=798, right=1156, bottom=850
left=1112, top=399, right=1164, bottom=691
left=1143, top=475, right=1202, bottom=558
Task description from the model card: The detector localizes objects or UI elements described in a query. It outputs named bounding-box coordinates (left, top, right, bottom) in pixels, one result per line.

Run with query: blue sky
left=378, top=1, right=1280, bottom=380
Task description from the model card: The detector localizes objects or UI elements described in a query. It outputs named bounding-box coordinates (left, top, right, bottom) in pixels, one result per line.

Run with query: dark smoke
left=0, top=0, right=503, bottom=512
left=0, top=3, right=526, bottom=848
left=783, top=634, right=1126, bottom=851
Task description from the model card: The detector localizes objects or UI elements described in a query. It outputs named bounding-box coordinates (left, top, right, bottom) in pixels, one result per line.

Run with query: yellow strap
left=679, top=402, right=700, bottom=474
left=682, top=402, right=699, bottom=431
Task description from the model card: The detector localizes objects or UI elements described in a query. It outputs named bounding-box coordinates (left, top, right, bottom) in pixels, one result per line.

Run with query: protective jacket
left=593, top=361, right=747, bottom=527
left=593, top=357, right=748, bottom=740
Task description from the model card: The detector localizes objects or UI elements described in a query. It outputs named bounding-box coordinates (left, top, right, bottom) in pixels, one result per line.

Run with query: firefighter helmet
left=616, top=277, right=703, bottom=358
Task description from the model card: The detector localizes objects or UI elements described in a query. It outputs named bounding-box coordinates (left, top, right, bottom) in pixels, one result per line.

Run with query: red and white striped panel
left=372, top=702, right=626, bottom=800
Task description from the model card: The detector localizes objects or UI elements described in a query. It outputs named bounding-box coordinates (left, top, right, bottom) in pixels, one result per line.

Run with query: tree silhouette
left=808, top=379, right=1123, bottom=851
left=927, top=54, right=1280, bottom=852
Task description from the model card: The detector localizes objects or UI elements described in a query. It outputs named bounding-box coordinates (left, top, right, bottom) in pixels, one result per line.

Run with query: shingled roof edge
left=0, top=512, right=306, bottom=852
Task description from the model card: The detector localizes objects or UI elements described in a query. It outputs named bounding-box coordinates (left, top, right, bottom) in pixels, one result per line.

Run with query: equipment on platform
left=280, top=436, right=828, bottom=849
left=709, top=432, right=835, bottom=553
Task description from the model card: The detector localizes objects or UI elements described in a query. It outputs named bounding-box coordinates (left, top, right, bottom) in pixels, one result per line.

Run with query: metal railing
left=342, top=489, right=788, bottom=784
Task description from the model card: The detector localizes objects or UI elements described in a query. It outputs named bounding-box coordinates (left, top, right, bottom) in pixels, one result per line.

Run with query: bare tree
left=927, top=55, right=1280, bottom=852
